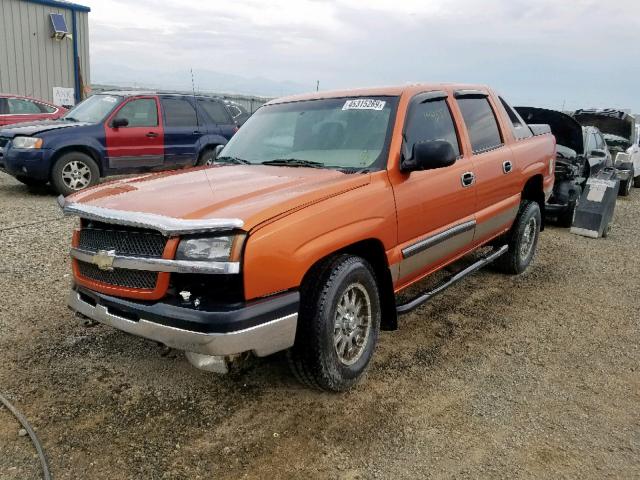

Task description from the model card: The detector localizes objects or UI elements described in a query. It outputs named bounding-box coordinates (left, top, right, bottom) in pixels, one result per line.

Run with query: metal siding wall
left=0, top=0, right=89, bottom=102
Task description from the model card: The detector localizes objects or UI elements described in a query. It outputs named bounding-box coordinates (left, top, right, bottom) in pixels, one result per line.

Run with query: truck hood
left=65, top=165, right=371, bottom=232
left=0, top=119, right=92, bottom=138
left=515, top=106, right=583, bottom=155
left=573, top=111, right=634, bottom=141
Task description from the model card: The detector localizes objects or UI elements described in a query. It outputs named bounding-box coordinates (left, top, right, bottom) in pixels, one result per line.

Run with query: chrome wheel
left=333, top=283, right=372, bottom=366
left=520, top=216, right=537, bottom=259
left=61, top=160, right=91, bottom=190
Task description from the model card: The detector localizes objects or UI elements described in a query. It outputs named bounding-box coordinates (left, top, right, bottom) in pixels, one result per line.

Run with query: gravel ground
left=1, top=171, right=639, bottom=479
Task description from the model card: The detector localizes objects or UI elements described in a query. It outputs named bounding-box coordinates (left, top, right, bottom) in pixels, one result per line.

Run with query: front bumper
left=3, top=148, right=53, bottom=180
left=68, top=287, right=299, bottom=359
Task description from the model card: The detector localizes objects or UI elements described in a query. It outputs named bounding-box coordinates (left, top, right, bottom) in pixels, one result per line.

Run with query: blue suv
left=0, top=92, right=240, bottom=195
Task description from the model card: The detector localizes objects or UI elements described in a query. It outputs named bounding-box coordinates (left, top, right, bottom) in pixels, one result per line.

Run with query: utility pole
left=316, top=80, right=319, bottom=92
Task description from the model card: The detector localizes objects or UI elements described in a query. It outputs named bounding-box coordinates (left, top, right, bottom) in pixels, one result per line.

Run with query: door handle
left=461, top=171, right=475, bottom=187
left=503, top=160, right=513, bottom=174
left=145, top=132, right=159, bottom=138
left=193, top=130, right=202, bottom=135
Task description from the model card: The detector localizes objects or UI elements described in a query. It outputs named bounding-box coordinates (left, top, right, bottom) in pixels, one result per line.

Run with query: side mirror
left=111, top=117, right=129, bottom=128
left=590, top=149, right=607, bottom=158
left=401, top=140, right=457, bottom=172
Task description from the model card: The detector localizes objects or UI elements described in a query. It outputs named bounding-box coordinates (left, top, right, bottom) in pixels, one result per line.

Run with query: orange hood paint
left=67, top=165, right=371, bottom=232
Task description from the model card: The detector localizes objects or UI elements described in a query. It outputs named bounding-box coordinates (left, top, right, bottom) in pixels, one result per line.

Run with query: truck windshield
left=220, top=96, right=398, bottom=171
left=62, top=94, right=123, bottom=123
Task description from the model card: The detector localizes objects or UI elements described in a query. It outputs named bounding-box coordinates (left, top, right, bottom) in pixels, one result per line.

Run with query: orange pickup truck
left=61, top=83, right=555, bottom=391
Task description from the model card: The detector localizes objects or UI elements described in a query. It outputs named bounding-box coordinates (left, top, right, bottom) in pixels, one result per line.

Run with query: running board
left=396, top=245, right=508, bottom=315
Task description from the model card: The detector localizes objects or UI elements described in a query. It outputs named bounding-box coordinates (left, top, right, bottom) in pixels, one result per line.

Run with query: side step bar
left=396, top=245, right=508, bottom=314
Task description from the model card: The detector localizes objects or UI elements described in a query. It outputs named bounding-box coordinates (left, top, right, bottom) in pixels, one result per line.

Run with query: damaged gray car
left=573, top=109, right=639, bottom=196
left=516, top=106, right=612, bottom=226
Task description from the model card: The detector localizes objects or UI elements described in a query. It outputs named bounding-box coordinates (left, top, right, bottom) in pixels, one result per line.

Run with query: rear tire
left=51, top=152, right=100, bottom=196
left=287, top=254, right=381, bottom=392
left=619, top=169, right=634, bottom=196
left=196, top=147, right=218, bottom=166
left=493, top=200, right=541, bottom=275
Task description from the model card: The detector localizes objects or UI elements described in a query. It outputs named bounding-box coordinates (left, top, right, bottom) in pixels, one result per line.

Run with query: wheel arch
left=300, top=238, right=398, bottom=331
left=521, top=174, right=546, bottom=230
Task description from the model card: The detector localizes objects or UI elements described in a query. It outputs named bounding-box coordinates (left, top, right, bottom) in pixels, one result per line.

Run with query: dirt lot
left=0, top=171, right=638, bottom=479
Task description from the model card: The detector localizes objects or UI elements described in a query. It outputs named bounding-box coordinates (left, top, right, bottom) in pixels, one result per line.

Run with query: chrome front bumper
left=68, top=290, right=298, bottom=361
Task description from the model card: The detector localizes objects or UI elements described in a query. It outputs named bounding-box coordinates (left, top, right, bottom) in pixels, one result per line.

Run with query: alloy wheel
left=61, top=160, right=92, bottom=190
left=520, top=216, right=537, bottom=260
left=333, top=283, right=372, bottom=366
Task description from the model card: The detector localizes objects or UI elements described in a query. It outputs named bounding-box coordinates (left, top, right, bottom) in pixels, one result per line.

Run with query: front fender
left=242, top=174, right=397, bottom=300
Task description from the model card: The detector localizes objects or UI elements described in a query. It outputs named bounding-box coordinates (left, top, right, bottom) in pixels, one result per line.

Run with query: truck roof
left=267, top=83, right=490, bottom=105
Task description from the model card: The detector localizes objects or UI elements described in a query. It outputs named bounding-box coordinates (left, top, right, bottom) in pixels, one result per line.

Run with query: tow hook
left=185, top=352, right=231, bottom=374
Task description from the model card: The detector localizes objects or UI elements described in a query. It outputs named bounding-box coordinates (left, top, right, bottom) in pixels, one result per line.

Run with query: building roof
left=24, top=0, right=91, bottom=12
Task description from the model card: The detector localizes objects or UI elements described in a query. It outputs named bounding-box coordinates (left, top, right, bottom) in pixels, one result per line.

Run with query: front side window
left=221, top=96, right=398, bottom=170
left=63, top=94, right=122, bottom=123
left=199, top=100, right=231, bottom=124
left=8, top=98, right=42, bottom=114
left=115, top=98, right=158, bottom=127
left=161, top=98, right=198, bottom=127
left=457, top=97, right=503, bottom=153
left=403, top=97, right=460, bottom=158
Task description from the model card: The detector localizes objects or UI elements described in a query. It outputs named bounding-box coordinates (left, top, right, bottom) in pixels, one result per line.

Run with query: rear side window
left=116, top=98, right=158, bottom=127
left=499, top=97, right=532, bottom=140
left=161, top=98, right=198, bottom=127
left=457, top=97, right=503, bottom=153
left=199, top=100, right=232, bottom=124
left=404, top=97, right=460, bottom=158
left=8, top=98, right=41, bottom=114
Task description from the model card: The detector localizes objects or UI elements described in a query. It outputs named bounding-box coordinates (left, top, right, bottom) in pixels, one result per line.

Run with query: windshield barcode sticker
left=342, top=99, right=386, bottom=111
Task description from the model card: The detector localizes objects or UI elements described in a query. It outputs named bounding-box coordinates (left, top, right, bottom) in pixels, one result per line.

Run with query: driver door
left=105, top=96, right=164, bottom=169
left=392, top=92, right=477, bottom=286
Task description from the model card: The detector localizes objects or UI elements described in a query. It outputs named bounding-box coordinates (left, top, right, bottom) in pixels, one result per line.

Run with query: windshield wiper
left=63, top=116, right=79, bottom=122
left=216, top=155, right=251, bottom=165
left=261, top=158, right=325, bottom=168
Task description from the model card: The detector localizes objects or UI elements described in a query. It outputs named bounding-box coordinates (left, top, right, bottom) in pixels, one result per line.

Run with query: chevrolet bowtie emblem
left=93, top=249, right=116, bottom=271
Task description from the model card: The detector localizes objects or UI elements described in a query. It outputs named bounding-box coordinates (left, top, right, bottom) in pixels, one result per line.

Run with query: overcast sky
left=84, top=0, right=640, bottom=111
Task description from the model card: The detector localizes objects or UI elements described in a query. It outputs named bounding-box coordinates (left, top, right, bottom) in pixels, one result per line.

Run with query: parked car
left=223, top=100, right=251, bottom=126
left=516, top=106, right=612, bottom=225
left=573, top=109, right=639, bottom=195
left=0, top=94, right=66, bottom=126
left=0, top=91, right=238, bottom=194
left=60, top=83, right=555, bottom=391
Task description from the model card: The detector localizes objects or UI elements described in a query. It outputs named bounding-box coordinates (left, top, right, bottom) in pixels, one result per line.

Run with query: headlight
left=176, top=235, right=238, bottom=262
left=13, top=136, right=43, bottom=149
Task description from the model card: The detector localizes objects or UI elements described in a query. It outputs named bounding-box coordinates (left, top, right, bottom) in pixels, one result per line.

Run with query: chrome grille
left=77, top=262, right=158, bottom=289
left=78, top=224, right=167, bottom=258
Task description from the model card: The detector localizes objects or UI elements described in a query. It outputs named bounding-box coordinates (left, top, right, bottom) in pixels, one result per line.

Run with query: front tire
left=287, top=255, right=381, bottom=392
left=634, top=175, right=640, bottom=188
left=51, top=152, right=100, bottom=196
left=494, top=200, right=541, bottom=275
